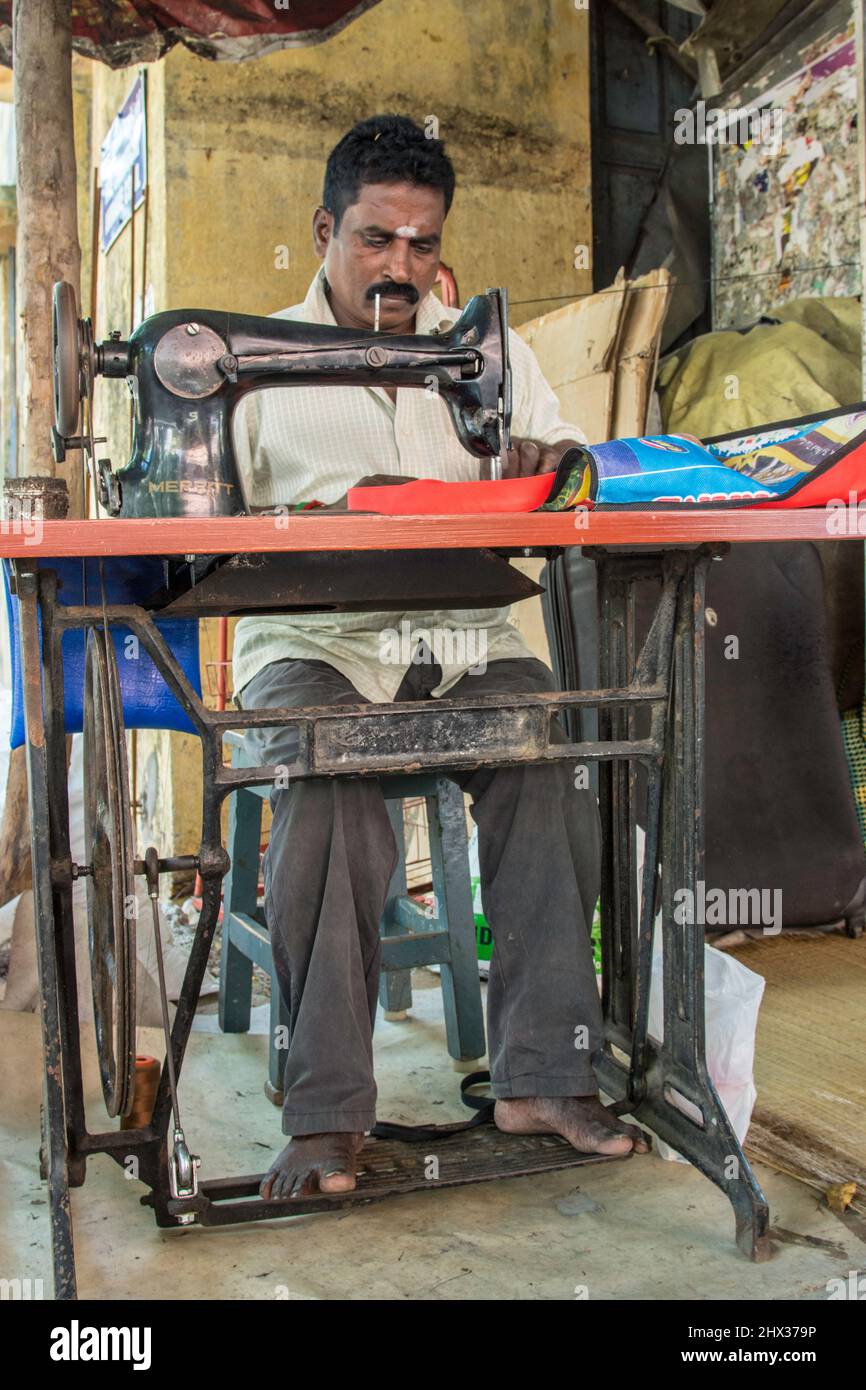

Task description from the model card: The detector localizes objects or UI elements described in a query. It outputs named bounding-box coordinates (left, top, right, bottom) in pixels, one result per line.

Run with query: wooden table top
left=0, top=508, right=859, bottom=559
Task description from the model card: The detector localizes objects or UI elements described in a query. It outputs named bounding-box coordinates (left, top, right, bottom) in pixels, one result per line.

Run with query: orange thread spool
left=121, top=1055, right=161, bottom=1130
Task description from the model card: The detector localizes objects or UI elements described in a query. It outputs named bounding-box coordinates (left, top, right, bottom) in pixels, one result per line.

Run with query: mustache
left=366, top=282, right=419, bottom=305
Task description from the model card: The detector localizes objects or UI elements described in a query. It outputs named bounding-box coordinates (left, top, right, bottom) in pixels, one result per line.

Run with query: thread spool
left=121, top=1055, right=161, bottom=1130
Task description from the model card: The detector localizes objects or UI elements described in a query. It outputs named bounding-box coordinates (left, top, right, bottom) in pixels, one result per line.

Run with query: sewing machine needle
left=374, top=293, right=381, bottom=332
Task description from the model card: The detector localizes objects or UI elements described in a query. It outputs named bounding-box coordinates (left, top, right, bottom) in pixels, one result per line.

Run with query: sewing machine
left=50, top=280, right=512, bottom=518
left=3, top=280, right=805, bottom=1298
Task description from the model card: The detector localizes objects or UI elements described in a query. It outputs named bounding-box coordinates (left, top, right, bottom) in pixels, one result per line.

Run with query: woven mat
left=728, top=931, right=866, bottom=1215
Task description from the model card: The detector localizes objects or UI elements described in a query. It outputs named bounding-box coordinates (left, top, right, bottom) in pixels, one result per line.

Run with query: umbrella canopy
left=0, top=0, right=384, bottom=68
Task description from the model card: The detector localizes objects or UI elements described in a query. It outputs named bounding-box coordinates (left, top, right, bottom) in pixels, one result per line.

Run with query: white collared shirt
left=232, top=266, right=586, bottom=703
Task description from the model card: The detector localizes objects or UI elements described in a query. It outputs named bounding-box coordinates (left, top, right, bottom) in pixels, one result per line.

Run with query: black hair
left=323, top=114, right=455, bottom=232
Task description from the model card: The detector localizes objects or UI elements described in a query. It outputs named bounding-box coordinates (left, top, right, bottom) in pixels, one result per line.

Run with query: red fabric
left=751, top=440, right=866, bottom=509
left=348, top=474, right=556, bottom=515
left=130, top=0, right=376, bottom=38
left=0, top=1, right=383, bottom=66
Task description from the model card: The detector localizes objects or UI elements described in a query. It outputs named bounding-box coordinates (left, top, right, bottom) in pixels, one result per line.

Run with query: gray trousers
left=239, top=654, right=602, bottom=1136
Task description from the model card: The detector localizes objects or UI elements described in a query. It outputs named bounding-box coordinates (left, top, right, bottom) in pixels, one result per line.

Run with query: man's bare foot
left=259, top=1132, right=365, bottom=1201
left=494, top=1096, right=649, bottom=1156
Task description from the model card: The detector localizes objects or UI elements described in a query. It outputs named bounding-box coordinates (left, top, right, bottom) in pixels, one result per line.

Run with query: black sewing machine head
left=51, top=281, right=512, bottom=518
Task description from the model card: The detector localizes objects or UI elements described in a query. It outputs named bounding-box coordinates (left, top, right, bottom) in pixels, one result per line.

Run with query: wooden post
left=857, top=1, right=866, bottom=398
left=13, top=0, right=82, bottom=509
left=0, top=0, right=82, bottom=907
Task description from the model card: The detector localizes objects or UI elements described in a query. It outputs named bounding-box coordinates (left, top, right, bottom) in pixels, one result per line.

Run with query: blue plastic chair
left=3, top=556, right=201, bottom=744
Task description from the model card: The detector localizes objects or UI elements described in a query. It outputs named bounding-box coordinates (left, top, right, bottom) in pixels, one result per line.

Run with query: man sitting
left=233, top=114, right=647, bottom=1201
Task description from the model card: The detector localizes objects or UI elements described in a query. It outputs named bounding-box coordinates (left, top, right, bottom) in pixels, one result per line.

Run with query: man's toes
left=319, top=1167, right=356, bottom=1194
left=261, top=1170, right=290, bottom=1201
left=593, top=1129, right=634, bottom=1156
left=289, top=1171, right=315, bottom=1199
left=565, top=1114, right=634, bottom=1155
left=272, top=1170, right=294, bottom=1201
left=606, top=1116, right=650, bottom=1153
left=261, top=1166, right=291, bottom=1200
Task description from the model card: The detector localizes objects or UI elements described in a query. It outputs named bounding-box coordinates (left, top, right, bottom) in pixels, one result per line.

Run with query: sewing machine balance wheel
left=82, top=626, right=137, bottom=1118
left=52, top=280, right=88, bottom=437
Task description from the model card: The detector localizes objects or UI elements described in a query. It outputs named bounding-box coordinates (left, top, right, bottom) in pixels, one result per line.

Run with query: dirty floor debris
left=2, top=970, right=864, bottom=1301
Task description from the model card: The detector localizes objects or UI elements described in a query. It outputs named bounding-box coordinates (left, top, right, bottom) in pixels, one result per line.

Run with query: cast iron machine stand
left=12, top=535, right=771, bottom=1300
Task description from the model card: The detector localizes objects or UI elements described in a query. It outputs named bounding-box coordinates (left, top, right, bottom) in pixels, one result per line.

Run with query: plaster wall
left=58, top=0, right=594, bottom=877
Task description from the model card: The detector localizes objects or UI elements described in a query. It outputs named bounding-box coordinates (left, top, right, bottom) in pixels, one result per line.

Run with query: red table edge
left=0, top=508, right=861, bottom=559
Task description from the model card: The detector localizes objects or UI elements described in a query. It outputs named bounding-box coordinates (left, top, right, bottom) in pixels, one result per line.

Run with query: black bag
left=542, top=542, right=866, bottom=934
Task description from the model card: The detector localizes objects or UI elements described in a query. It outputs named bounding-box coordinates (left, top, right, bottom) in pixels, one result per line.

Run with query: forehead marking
left=394, top=225, right=420, bottom=238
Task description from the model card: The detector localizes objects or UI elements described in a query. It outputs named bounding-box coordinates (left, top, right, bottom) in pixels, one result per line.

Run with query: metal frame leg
left=146, top=735, right=229, bottom=1225
left=650, top=551, right=771, bottom=1259
left=16, top=568, right=77, bottom=1299
left=595, top=548, right=771, bottom=1261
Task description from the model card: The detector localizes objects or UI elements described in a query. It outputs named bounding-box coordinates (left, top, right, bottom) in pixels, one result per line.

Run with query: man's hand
left=488, top=437, right=584, bottom=480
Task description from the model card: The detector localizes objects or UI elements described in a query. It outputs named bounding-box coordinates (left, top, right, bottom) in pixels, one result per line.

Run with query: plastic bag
left=647, top=933, right=765, bottom=1161
left=467, top=825, right=492, bottom=976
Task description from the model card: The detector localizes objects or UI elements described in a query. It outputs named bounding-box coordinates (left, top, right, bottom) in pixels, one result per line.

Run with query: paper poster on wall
left=99, top=73, right=147, bottom=254
left=712, top=22, right=858, bottom=326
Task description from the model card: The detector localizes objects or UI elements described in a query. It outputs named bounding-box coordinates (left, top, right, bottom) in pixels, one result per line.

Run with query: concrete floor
left=2, top=973, right=863, bottom=1301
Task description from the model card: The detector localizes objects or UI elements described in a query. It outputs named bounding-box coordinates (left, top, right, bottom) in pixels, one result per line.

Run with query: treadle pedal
left=166, top=1128, right=639, bottom=1227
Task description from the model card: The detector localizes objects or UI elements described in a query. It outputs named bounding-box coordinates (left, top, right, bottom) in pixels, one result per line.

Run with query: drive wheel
left=82, top=627, right=136, bottom=1118
left=52, top=280, right=84, bottom=437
